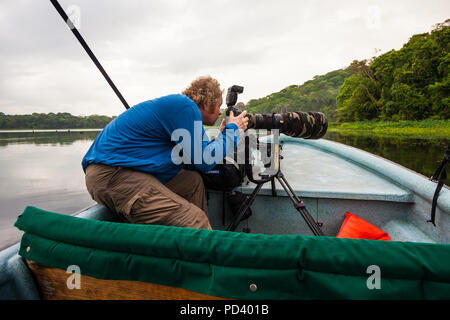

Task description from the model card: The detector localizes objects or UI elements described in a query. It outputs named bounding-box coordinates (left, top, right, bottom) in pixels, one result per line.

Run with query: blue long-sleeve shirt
left=81, top=94, right=239, bottom=184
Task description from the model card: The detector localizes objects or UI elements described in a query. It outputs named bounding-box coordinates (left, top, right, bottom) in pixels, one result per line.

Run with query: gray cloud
left=0, top=0, right=449, bottom=116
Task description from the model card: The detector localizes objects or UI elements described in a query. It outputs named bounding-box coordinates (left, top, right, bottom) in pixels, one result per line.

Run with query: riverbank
left=328, top=120, right=450, bottom=139
left=0, top=128, right=102, bottom=133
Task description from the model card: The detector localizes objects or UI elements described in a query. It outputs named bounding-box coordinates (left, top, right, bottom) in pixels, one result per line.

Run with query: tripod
left=226, top=131, right=324, bottom=236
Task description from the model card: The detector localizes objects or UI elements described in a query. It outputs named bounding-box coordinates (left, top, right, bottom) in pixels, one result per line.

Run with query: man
left=82, top=76, right=248, bottom=230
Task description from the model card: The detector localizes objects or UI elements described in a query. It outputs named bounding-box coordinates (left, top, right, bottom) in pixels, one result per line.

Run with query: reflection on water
left=0, top=131, right=101, bottom=250
left=0, top=130, right=100, bottom=146
left=0, top=130, right=448, bottom=250
left=324, top=131, right=449, bottom=185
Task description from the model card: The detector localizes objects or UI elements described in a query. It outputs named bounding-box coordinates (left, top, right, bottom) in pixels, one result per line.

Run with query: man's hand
left=227, top=110, right=249, bottom=132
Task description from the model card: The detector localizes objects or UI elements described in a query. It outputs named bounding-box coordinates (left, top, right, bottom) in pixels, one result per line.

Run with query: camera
left=226, top=85, right=244, bottom=107
left=225, top=85, right=328, bottom=139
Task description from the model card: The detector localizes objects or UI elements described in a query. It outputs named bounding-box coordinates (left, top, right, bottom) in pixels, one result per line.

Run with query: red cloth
left=336, top=212, right=391, bottom=241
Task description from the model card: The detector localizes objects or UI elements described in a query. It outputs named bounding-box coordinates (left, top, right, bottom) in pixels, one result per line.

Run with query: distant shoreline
left=1, top=119, right=449, bottom=139
left=0, top=129, right=103, bottom=133
left=328, top=120, right=449, bottom=139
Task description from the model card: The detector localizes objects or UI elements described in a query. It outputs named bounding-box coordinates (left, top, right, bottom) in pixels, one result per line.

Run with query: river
left=0, top=129, right=448, bottom=250
left=324, top=131, right=449, bottom=181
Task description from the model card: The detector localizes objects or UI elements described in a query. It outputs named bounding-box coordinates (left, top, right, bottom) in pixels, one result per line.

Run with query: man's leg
left=127, top=181, right=211, bottom=230
left=165, top=169, right=208, bottom=214
left=85, top=164, right=211, bottom=230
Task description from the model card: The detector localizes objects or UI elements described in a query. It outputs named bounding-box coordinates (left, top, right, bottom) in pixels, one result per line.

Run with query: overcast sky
left=0, top=0, right=448, bottom=116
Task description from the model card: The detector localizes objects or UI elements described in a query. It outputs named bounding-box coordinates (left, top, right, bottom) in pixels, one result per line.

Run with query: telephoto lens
left=224, top=83, right=328, bottom=140
left=280, top=111, right=328, bottom=139
left=246, top=111, right=328, bottom=139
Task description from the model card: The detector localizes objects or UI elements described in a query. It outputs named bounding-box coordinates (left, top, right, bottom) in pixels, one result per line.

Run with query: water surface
left=324, top=131, right=449, bottom=183
left=0, top=131, right=99, bottom=249
left=0, top=130, right=448, bottom=250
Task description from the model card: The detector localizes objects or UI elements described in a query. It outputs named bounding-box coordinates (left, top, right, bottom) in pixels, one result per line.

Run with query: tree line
left=0, top=112, right=115, bottom=129
left=336, top=19, right=449, bottom=122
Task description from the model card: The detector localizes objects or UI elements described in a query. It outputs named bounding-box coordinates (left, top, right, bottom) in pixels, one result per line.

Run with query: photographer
left=82, top=76, right=248, bottom=230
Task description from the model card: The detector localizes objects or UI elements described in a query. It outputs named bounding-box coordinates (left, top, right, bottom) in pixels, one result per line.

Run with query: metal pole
left=276, top=174, right=324, bottom=236
left=49, top=0, right=130, bottom=110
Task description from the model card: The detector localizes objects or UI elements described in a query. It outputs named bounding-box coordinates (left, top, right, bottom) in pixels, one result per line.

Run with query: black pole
left=49, top=0, right=130, bottom=110
left=276, top=173, right=324, bottom=236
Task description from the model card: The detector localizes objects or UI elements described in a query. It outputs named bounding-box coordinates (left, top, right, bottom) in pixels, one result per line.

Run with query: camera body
left=225, top=85, right=245, bottom=119
left=226, top=85, right=244, bottom=107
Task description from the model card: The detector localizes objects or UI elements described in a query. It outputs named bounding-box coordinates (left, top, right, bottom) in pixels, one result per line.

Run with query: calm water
left=0, top=130, right=448, bottom=250
left=324, top=131, right=449, bottom=183
left=0, top=131, right=99, bottom=250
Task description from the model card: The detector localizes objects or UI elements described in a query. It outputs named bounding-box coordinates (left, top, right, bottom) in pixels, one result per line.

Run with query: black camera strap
left=428, top=145, right=449, bottom=226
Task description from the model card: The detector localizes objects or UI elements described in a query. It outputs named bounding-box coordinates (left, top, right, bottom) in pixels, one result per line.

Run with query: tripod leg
left=226, top=183, right=264, bottom=231
left=276, top=173, right=324, bottom=236
left=271, top=177, right=277, bottom=196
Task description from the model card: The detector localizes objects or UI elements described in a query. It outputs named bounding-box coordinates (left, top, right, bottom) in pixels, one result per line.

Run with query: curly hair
left=182, top=76, right=223, bottom=112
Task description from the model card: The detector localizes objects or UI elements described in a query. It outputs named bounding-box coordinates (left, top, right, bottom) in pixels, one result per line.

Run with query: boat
left=0, top=135, right=449, bottom=300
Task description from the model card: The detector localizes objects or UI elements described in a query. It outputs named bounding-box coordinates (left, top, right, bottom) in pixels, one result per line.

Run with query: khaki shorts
left=85, top=164, right=211, bottom=230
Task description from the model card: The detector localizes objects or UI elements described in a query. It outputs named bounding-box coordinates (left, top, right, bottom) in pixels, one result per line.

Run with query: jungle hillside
left=243, top=19, right=449, bottom=123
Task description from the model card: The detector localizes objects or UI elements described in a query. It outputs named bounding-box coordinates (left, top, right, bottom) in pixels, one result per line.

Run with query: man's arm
left=192, top=123, right=240, bottom=172
left=168, top=97, right=246, bottom=172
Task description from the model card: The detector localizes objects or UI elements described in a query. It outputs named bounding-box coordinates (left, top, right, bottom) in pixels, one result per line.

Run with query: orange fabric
left=336, top=212, right=391, bottom=241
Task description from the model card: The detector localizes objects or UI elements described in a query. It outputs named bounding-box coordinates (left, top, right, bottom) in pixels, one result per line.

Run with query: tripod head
left=243, top=129, right=284, bottom=185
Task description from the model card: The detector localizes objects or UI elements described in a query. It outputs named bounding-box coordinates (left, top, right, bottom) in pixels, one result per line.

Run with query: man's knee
left=125, top=183, right=211, bottom=230
left=130, top=201, right=211, bottom=230
left=183, top=170, right=204, bottom=188
left=175, top=204, right=212, bottom=230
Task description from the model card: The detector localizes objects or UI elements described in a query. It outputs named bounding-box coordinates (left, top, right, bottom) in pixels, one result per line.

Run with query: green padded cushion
left=15, top=206, right=450, bottom=299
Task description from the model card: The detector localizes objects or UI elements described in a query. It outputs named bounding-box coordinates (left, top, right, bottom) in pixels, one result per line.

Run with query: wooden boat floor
left=25, top=260, right=227, bottom=300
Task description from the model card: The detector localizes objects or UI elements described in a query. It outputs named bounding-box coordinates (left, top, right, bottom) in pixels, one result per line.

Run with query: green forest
left=244, top=19, right=449, bottom=122
left=0, top=112, right=115, bottom=130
